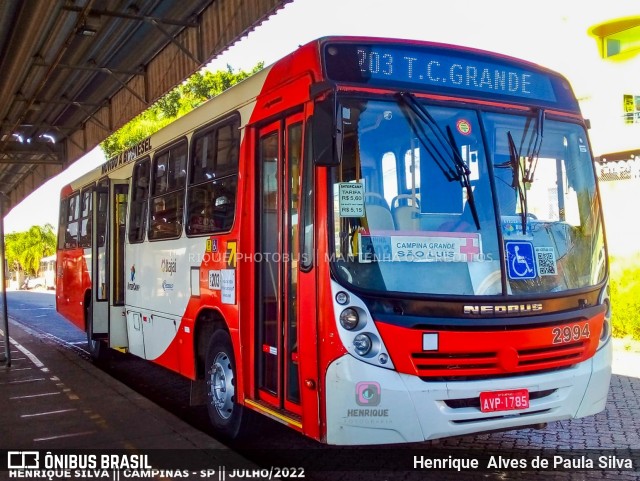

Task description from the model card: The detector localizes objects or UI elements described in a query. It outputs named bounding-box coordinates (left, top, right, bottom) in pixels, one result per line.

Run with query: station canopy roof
left=597, top=149, right=640, bottom=163
left=0, top=0, right=290, bottom=211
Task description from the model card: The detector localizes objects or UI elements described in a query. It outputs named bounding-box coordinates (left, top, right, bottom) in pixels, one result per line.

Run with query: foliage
left=101, top=63, right=264, bottom=159
left=609, top=254, right=640, bottom=341
left=5, top=224, right=57, bottom=276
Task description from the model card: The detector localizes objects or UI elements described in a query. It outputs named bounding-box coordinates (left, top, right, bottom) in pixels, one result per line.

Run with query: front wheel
left=205, top=330, right=247, bottom=439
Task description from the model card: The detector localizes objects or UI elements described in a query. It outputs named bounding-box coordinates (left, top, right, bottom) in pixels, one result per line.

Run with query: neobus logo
left=463, top=303, right=543, bottom=315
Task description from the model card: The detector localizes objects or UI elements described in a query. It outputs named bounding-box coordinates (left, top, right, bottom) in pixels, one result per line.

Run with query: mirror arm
left=309, top=80, right=336, bottom=99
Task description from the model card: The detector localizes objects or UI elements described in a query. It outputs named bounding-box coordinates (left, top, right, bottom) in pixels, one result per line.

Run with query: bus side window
left=78, top=187, right=93, bottom=248
left=63, top=193, right=80, bottom=249
left=128, top=157, right=150, bottom=243
left=58, top=197, right=68, bottom=250
left=149, top=142, right=186, bottom=240
left=186, top=115, right=240, bottom=236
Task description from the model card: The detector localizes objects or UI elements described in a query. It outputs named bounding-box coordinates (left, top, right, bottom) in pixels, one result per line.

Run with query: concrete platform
left=0, top=319, right=226, bottom=452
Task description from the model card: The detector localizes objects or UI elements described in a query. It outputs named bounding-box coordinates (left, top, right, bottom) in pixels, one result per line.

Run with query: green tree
left=101, top=63, right=264, bottom=159
left=5, top=231, right=26, bottom=275
left=5, top=224, right=57, bottom=276
left=610, top=255, right=640, bottom=341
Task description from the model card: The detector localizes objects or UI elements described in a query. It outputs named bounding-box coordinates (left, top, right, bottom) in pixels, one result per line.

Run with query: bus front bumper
left=325, top=340, right=612, bottom=445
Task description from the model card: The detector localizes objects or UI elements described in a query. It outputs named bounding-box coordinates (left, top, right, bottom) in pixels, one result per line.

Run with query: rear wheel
left=205, top=330, right=247, bottom=439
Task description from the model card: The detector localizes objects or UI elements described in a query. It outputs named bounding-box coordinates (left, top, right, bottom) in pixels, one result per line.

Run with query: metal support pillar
left=0, top=195, right=10, bottom=366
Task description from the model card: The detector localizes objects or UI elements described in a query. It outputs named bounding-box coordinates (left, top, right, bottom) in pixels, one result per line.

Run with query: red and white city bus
left=56, top=36, right=612, bottom=445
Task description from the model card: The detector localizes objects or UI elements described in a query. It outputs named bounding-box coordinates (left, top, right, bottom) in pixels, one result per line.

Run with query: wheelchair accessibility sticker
left=506, top=240, right=537, bottom=280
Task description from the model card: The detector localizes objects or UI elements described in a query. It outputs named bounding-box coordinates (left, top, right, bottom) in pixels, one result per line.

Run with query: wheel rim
left=209, top=351, right=235, bottom=420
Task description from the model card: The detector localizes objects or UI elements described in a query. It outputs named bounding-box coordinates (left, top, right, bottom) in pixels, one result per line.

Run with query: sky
left=4, top=0, right=633, bottom=233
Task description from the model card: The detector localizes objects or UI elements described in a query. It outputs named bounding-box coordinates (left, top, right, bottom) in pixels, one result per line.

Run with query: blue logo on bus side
left=506, top=241, right=537, bottom=280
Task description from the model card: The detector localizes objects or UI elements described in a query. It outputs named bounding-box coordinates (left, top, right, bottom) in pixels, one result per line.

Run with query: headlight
left=353, top=333, right=372, bottom=356
left=335, top=291, right=350, bottom=305
left=340, top=308, right=359, bottom=330
left=600, top=316, right=610, bottom=343
left=331, top=281, right=395, bottom=369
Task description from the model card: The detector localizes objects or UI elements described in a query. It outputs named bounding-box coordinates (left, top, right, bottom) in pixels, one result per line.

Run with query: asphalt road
left=4, top=290, right=640, bottom=480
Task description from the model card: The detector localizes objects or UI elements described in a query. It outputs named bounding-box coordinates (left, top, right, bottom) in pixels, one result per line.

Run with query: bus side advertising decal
left=101, top=137, right=152, bottom=175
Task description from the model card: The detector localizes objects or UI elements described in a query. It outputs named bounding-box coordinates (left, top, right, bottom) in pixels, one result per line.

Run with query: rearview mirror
left=311, top=91, right=342, bottom=166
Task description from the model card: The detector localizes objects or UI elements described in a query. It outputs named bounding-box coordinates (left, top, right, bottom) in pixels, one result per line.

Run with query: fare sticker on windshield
left=392, top=234, right=481, bottom=262
left=338, top=183, right=365, bottom=217
left=359, top=233, right=482, bottom=263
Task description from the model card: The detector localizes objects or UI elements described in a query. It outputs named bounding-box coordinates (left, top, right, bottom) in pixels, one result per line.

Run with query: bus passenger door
left=90, top=182, right=109, bottom=338
left=110, top=182, right=129, bottom=349
left=256, top=113, right=305, bottom=417
left=90, top=180, right=129, bottom=351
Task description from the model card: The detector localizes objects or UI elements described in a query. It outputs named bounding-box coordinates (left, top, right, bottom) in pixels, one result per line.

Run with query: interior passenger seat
left=392, top=194, right=420, bottom=230
left=364, top=193, right=395, bottom=231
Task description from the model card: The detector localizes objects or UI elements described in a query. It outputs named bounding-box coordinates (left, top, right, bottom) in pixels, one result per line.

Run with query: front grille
left=519, top=342, right=585, bottom=365
left=411, top=340, right=587, bottom=380
left=374, top=312, right=603, bottom=381
left=418, top=366, right=567, bottom=382
left=451, top=409, right=551, bottom=424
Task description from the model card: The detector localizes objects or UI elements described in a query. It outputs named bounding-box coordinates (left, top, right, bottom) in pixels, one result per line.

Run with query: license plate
left=480, top=389, right=529, bottom=413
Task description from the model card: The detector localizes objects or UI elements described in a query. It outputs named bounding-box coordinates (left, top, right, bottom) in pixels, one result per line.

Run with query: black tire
left=205, top=330, right=247, bottom=439
left=86, top=302, right=107, bottom=361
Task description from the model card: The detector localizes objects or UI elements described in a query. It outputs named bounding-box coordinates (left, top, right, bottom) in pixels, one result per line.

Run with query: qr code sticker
left=535, top=247, right=557, bottom=276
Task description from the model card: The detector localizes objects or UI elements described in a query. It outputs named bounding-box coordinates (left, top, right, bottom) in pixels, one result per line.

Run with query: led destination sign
left=324, top=43, right=575, bottom=108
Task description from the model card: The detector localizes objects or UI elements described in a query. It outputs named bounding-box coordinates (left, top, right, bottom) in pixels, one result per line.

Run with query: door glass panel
left=286, top=122, right=302, bottom=404
left=65, top=193, right=80, bottom=248
left=96, top=185, right=109, bottom=302
left=79, top=188, right=93, bottom=248
left=259, top=132, right=280, bottom=395
left=113, top=186, right=128, bottom=306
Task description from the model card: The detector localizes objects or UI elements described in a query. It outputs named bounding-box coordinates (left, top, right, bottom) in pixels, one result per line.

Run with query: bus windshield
left=330, top=97, right=606, bottom=296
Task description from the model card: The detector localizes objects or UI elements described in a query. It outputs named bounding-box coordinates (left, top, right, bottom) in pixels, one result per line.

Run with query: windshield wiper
left=504, top=109, right=545, bottom=235
left=396, top=92, right=480, bottom=230
left=396, top=92, right=459, bottom=181
left=524, top=108, right=545, bottom=183
left=507, top=131, right=528, bottom=235
left=446, top=125, right=480, bottom=230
